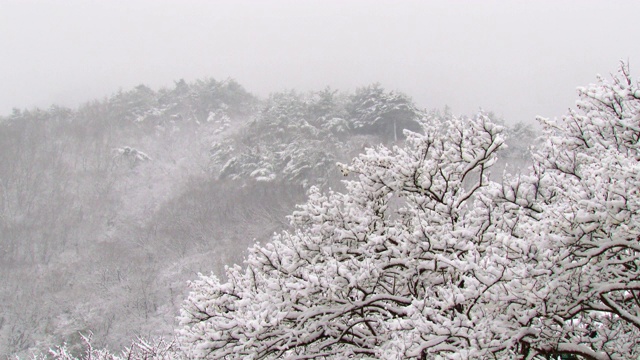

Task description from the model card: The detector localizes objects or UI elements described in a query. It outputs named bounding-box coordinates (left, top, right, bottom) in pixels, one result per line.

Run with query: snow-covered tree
left=498, top=63, right=640, bottom=359
left=31, top=333, right=178, bottom=360
left=213, top=90, right=344, bottom=187
left=179, top=64, right=640, bottom=359
left=179, top=111, right=513, bottom=358
left=348, top=84, right=423, bottom=142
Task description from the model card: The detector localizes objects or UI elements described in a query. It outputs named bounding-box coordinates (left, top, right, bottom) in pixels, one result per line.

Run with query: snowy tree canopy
left=348, top=84, right=422, bottom=142
left=212, top=86, right=425, bottom=188
left=179, top=64, right=640, bottom=359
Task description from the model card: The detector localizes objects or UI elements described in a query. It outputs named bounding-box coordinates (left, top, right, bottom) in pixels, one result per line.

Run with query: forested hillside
left=0, top=79, right=535, bottom=357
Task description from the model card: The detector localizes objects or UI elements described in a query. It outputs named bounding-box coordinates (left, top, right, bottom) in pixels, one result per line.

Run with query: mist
left=2, top=0, right=639, bottom=122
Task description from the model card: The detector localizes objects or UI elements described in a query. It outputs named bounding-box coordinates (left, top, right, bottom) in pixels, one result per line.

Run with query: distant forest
left=0, top=78, right=534, bottom=357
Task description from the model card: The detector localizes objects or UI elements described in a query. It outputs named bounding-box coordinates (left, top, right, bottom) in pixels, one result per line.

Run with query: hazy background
left=1, top=0, right=639, bottom=122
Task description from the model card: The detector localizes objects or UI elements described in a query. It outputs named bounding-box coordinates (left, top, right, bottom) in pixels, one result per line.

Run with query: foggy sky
left=1, top=0, right=639, bottom=123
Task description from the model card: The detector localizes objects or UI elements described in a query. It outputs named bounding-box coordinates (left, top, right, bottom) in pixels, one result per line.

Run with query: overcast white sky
left=1, top=0, right=639, bottom=123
